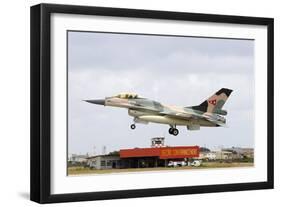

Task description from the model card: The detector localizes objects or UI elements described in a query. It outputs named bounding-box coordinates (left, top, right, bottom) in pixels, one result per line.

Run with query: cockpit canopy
left=114, top=92, right=139, bottom=99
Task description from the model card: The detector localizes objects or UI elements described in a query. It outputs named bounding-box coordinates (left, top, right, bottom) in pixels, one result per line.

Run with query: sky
left=67, top=31, right=254, bottom=155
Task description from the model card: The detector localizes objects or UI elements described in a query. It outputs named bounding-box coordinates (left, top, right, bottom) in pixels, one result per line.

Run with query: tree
left=108, top=151, right=120, bottom=156
left=200, top=147, right=210, bottom=152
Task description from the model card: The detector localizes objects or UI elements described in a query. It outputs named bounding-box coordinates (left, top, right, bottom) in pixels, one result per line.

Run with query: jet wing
left=127, top=100, right=163, bottom=112
left=159, top=109, right=198, bottom=119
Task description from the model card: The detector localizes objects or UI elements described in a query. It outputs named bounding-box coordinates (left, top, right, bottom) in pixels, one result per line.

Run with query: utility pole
left=102, top=146, right=106, bottom=155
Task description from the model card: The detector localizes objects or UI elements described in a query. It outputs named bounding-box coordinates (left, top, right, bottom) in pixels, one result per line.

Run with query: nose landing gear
left=130, top=124, right=136, bottom=130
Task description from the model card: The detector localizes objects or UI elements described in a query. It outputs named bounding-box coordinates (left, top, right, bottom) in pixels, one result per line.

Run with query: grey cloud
left=68, top=31, right=254, bottom=72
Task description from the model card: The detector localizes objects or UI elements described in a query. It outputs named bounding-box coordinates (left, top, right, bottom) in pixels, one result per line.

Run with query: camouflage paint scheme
left=85, top=88, right=233, bottom=135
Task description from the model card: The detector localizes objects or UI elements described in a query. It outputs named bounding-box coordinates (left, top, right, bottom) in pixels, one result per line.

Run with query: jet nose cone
left=84, top=99, right=105, bottom=105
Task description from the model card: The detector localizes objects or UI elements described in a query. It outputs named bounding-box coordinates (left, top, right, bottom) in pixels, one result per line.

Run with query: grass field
left=68, top=162, right=254, bottom=175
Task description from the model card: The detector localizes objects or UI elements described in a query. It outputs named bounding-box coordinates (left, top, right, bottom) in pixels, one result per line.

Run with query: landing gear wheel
left=130, top=124, right=136, bottom=130
left=169, top=127, right=179, bottom=136
left=168, top=128, right=174, bottom=134
left=172, top=128, right=179, bottom=136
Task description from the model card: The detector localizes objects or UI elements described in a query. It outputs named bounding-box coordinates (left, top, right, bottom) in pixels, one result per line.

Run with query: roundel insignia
left=208, top=99, right=217, bottom=105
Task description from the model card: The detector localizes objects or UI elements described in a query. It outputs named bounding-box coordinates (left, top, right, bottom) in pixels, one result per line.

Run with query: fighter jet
left=85, top=88, right=233, bottom=136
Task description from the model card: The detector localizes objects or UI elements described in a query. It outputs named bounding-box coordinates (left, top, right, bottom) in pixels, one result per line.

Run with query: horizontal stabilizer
left=202, top=113, right=227, bottom=127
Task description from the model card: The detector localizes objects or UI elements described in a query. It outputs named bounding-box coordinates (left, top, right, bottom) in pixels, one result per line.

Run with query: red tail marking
left=208, top=99, right=217, bottom=105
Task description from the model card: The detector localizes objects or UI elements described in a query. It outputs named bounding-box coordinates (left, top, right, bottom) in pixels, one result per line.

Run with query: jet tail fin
left=190, top=88, right=233, bottom=115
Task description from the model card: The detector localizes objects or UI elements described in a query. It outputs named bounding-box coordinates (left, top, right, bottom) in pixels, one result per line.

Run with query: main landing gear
left=130, top=124, right=136, bottom=130
left=169, top=127, right=179, bottom=136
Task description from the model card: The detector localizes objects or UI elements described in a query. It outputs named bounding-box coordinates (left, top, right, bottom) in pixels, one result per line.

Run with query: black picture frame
left=30, top=3, right=274, bottom=204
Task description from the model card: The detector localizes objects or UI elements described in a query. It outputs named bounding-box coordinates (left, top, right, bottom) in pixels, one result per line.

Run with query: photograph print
left=67, top=31, right=254, bottom=175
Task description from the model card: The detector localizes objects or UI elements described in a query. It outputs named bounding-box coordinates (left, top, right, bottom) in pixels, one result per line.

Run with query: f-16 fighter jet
left=85, top=88, right=233, bottom=136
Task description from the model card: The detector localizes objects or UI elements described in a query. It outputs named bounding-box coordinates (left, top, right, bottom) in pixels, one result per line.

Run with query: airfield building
left=87, top=155, right=121, bottom=170
left=68, top=154, right=89, bottom=165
